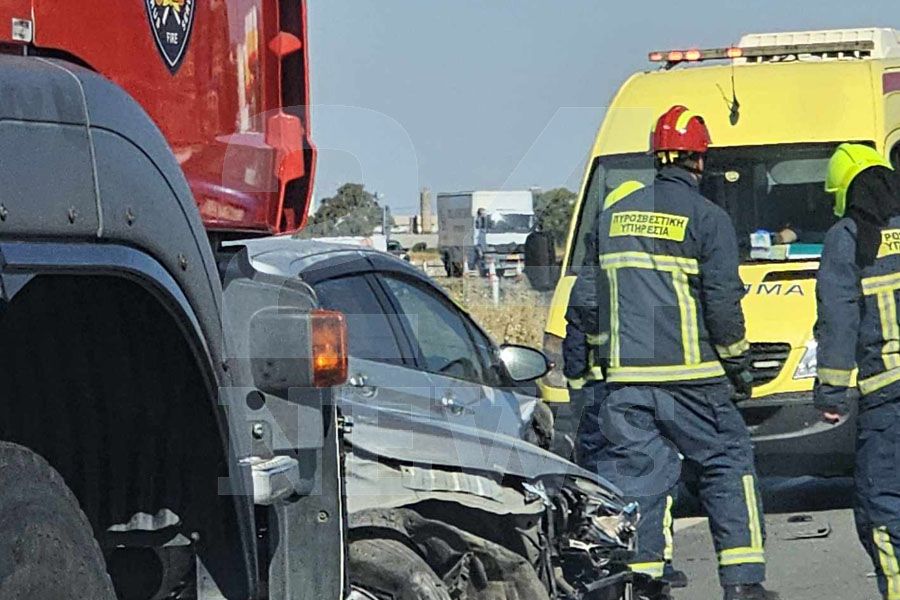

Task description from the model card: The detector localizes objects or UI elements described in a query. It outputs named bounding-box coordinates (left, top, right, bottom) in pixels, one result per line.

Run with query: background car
left=386, top=239, right=411, bottom=262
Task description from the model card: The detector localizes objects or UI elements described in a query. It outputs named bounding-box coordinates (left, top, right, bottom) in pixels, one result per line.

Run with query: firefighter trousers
left=595, top=381, right=766, bottom=586
left=574, top=381, right=609, bottom=470
left=855, top=400, right=900, bottom=600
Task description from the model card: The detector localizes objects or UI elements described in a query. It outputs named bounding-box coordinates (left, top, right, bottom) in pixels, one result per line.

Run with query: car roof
left=230, top=236, right=499, bottom=351
left=228, top=235, right=430, bottom=284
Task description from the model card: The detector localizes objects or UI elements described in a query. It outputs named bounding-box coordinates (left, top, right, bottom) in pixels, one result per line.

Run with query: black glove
left=729, top=369, right=754, bottom=401
left=721, top=354, right=753, bottom=401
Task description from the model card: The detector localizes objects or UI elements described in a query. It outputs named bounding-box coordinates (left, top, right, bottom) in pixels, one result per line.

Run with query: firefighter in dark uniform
left=567, top=180, right=689, bottom=591
left=567, top=185, right=643, bottom=467
left=566, top=184, right=645, bottom=465
left=816, top=143, right=900, bottom=600
left=589, top=106, right=773, bottom=600
left=563, top=231, right=606, bottom=464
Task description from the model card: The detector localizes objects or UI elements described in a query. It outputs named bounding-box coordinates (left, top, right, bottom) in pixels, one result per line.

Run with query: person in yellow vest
left=816, top=143, right=900, bottom=600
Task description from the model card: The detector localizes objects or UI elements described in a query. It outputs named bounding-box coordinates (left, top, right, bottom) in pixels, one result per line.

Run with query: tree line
left=302, top=183, right=577, bottom=246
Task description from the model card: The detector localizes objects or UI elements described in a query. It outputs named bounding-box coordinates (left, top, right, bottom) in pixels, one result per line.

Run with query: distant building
left=391, top=215, right=414, bottom=234
left=419, top=188, right=434, bottom=233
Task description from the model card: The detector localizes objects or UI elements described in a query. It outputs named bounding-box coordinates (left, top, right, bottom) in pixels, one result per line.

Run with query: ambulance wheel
left=0, top=442, right=115, bottom=599
left=350, top=538, right=451, bottom=600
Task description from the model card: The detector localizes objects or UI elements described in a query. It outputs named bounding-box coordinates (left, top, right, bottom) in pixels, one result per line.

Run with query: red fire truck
left=0, top=2, right=348, bottom=598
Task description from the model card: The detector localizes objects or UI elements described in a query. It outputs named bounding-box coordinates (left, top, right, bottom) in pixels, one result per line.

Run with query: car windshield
left=488, top=213, right=533, bottom=233
left=568, top=143, right=850, bottom=272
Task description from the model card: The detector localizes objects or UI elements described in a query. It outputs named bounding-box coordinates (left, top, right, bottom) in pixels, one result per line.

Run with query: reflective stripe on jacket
left=565, top=180, right=647, bottom=377
left=594, top=167, right=747, bottom=384
left=563, top=327, right=605, bottom=389
left=815, top=217, right=900, bottom=412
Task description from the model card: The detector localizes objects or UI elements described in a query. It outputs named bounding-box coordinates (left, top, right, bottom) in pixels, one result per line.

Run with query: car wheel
left=350, top=538, right=451, bottom=600
left=0, top=442, right=116, bottom=600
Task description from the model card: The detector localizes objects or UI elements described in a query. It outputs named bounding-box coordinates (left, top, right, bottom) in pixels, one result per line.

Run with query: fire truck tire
left=350, top=538, right=451, bottom=600
left=0, top=442, right=116, bottom=600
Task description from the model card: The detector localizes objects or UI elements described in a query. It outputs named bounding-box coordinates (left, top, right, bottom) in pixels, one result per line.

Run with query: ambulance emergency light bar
left=649, top=40, right=875, bottom=69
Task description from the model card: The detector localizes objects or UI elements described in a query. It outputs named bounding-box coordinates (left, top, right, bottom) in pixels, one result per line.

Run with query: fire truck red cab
left=0, top=0, right=317, bottom=234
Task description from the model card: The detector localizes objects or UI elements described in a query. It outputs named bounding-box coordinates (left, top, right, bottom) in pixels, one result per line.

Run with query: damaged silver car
left=238, top=238, right=641, bottom=599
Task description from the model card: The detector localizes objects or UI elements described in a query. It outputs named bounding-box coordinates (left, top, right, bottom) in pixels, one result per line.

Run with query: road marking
left=674, top=517, right=707, bottom=533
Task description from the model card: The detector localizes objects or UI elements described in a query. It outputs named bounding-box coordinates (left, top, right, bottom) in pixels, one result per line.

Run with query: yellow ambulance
left=544, top=28, right=900, bottom=476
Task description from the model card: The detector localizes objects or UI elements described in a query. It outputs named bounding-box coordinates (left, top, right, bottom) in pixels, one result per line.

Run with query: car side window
left=380, top=276, right=489, bottom=384
left=314, top=275, right=404, bottom=366
left=461, top=319, right=504, bottom=388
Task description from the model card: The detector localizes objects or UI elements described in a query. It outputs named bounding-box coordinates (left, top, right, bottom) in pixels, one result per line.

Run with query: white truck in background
left=437, top=190, right=535, bottom=277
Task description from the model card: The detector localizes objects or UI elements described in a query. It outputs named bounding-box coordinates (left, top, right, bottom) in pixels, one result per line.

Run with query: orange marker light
left=685, top=49, right=702, bottom=61
left=726, top=47, right=743, bottom=59
left=667, top=50, right=685, bottom=62
left=649, top=52, right=664, bottom=62
left=311, top=309, right=348, bottom=387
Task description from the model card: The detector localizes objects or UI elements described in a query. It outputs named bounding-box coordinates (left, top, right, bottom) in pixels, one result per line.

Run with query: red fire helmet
left=651, top=105, right=712, bottom=154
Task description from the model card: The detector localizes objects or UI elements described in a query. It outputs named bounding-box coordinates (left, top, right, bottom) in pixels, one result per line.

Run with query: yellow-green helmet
left=825, top=143, right=893, bottom=217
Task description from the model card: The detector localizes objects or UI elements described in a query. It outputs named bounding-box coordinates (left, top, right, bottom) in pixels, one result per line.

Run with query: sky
left=307, top=0, right=899, bottom=215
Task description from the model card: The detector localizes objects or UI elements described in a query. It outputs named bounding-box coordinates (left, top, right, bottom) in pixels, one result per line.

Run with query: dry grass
left=409, top=249, right=440, bottom=264
left=436, top=276, right=550, bottom=348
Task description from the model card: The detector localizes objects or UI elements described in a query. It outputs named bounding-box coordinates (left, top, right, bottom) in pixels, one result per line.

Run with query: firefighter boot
left=634, top=577, right=672, bottom=600
left=722, top=584, right=779, bottom=600
left=661, top=563, right=688, bottom=589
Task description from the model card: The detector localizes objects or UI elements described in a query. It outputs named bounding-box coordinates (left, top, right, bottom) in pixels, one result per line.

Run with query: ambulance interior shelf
left=748, top=241, right=824, bottom=261
left=568, top=142, right=844, bottom=272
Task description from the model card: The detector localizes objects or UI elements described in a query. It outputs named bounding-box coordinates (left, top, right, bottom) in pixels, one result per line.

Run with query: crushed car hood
left=342, top=400, right=622, bottom=496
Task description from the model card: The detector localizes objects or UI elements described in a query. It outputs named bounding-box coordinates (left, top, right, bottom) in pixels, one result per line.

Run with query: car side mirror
left=499, top=344, right=551, bottom=382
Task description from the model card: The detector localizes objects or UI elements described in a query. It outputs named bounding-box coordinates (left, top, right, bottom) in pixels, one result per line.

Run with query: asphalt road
left=671, top=477, right=880, bottom=600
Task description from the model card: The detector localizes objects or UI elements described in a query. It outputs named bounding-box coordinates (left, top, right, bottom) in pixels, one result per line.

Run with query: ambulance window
left=702, top=143, right=841, bottom=254
left=568, top=163, right=603, bottom=273
left=568, top=154, right=654, bottom=274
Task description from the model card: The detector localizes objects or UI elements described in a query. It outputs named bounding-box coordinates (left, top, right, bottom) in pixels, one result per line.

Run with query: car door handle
left=439, top=393, right=467, bottom=416
left=348, top=374, right=377, bottom=398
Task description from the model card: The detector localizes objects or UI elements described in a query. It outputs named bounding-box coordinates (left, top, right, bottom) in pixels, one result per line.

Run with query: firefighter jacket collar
left=657, top=166, right=700, bottom=189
